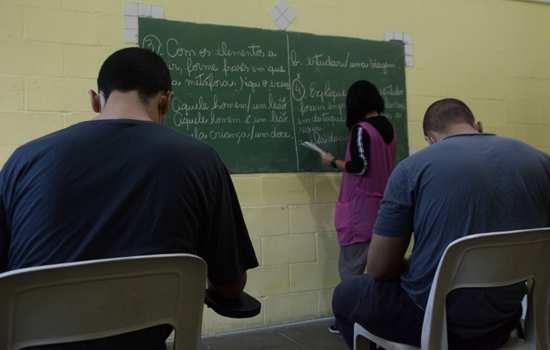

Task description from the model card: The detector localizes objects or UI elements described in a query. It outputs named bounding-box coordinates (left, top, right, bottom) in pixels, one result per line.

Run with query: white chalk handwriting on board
left=139, top=19, right=408, bottom=172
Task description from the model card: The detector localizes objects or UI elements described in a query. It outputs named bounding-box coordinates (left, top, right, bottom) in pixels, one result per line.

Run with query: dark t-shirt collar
left=442, top=133, right=495, bottom=141
left=81, top=118, right=156, bottom=125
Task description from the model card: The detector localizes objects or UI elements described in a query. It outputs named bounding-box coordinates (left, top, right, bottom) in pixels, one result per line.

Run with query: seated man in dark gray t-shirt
left=0, top=48, right=258, bottom=349
left=332, top=98, right=550, bottom=349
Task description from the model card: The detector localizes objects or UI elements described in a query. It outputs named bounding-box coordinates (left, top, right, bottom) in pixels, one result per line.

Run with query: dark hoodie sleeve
left=345, top=125, right=369, bottom=175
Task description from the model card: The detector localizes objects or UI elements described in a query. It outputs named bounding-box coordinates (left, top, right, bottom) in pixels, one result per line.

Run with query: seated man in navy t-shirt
left=0, top=47, right=258, bottom=349
left=332, top=98, right=550, bottom=349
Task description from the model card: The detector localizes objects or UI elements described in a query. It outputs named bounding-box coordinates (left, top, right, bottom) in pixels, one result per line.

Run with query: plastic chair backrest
left=421, top=228, right=550, bottom=350
left=0, top=254, right=206, bottom=350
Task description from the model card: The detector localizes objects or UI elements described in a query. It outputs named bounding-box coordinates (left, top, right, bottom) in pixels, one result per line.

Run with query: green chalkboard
left=139, top=18, right=408, bottom=173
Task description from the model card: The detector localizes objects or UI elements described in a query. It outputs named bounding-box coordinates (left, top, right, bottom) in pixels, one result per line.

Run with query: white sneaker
left=328, top=324, right=341, bottom=334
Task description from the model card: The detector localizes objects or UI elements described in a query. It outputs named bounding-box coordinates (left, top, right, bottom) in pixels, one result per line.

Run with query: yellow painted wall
left=1, top=0, right=549, bottom=336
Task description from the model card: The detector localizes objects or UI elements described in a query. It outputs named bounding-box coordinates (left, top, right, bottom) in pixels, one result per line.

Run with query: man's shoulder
left=482, top=134, right=534, bottom=148
left=481, top=135, right=550, bottom=164
left=28, top=119, right=213, bottom=151
left=394, top=146, right=432, bottom=171
left=410, top=134, right=533, bottom=158
left=6, top=120, right=222, bottom=172
left=7, top=126, right=71, bottom=165
left=149, top=124, right=220, bottom=161
left=398, top=134, right=550, bottom=184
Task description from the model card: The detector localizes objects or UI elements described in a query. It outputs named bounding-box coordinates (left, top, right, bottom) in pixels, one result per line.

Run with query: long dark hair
left=345, top=80, right=385, bottom=129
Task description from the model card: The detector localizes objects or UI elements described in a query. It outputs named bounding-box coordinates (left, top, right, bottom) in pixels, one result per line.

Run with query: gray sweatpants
left=338, top=241, right=369, bottom=281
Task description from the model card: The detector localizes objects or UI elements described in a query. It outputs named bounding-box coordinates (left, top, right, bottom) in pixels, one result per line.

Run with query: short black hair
left=423, top=98, right=475, bottom=135
left=346, top=80, right=385, bottom=129
left=97, top=47, right=171, bottom=103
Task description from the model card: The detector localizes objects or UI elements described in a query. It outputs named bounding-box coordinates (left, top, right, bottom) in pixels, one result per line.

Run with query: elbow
left=367, top=258, right=400, bottom=281
left=366, top=255, right=383, bottom=280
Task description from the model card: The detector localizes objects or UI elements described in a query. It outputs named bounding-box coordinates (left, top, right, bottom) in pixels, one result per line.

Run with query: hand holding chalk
left=321, top=152, right=335, bottom=167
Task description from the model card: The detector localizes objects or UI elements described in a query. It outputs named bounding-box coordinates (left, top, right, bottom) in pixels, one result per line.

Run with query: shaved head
left=423, top=98, right=475, bottom=135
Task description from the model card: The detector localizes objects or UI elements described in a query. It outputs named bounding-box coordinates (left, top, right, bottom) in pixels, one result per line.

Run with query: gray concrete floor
left=199, top=319, right=349, bottom=350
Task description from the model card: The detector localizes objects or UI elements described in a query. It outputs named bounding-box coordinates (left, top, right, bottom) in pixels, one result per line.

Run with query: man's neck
left=442, top=123, right=480, bottom=138
left=94, top=112, right=152, bottom=122
left=94, top=92, right=155, bottom=122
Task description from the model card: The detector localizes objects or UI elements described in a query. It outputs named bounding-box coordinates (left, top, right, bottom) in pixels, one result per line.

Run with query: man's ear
left=424, top=132, right=436, bottom=145
left=475, top=120, right=483, bottom=133
left=89, top=90, right=101, bottom=113
left=158, top=92, right=172, bottom=118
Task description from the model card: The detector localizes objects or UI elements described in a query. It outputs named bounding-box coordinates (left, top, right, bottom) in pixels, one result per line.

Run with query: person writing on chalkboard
left=319, top=80, right=396, bottom=334
left=0, top=47, right=258, bottom=349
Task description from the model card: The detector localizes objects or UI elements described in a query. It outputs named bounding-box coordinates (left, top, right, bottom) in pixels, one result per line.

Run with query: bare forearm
left=334, top=159, right=346, bottom=171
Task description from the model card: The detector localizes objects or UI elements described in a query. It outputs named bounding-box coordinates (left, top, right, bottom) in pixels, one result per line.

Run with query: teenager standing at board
left=320, top=80, right=396, bottom=333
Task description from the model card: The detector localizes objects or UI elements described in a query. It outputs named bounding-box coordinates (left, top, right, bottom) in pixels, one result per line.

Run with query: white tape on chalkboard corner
left=124, top=28, right=138, bottom=44
left=125, top=15, right=138, bottom=30
left=270, top=0, right=296, bottom=30
left=125, top=2, right=138, bottom=16
left=269, top=6, right=279, bottom=21
left=276, top=16, right=291, bottom=30
left=138, top=3, right=152, bottom=17
left=284, top=7, right=297, bottom=23
left=274, top=0, right=290, bottom=12
left=405, top=44, right=413, bottom=56
left=405, top=55, right=414, bottom=68
left=151, top=5, right=165, bottom=19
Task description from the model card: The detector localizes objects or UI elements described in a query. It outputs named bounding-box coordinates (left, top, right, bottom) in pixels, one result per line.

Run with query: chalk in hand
left=301, top=141, right=326, bottom=155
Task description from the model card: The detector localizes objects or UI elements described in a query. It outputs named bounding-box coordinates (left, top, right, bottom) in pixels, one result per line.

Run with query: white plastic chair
left=354, top=227, right=550, bottom=350
left=0, top=254, right=206, bottom=350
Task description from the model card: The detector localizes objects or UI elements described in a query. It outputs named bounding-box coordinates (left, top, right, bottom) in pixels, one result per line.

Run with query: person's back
left=332, top=98, right=550, bottom=350
left=2, top=119, right=238, bottom=269
left=386, top=99, right=550, bottom=347
left=402, top=133, right=550, bottom=307
left=401, top=132, right=550, bottom=344
left=0, top=48, right=258, bottom=349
